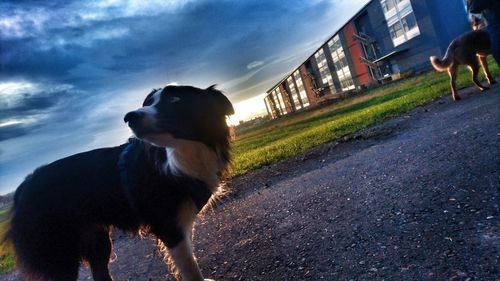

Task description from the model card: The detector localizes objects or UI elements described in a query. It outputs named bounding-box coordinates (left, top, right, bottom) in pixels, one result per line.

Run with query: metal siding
left=358, top=2, right=389, bottom=55
left=355, top=0, right=467, bottom=74
left=381, top=0, right=467, bottom=73
left=423, top=0, right=470, bottom=55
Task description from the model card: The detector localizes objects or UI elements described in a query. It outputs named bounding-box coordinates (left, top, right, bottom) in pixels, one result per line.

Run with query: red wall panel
left=342, top=22, right=372, bottom=86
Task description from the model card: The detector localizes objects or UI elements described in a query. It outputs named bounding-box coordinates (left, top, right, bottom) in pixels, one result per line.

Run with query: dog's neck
left=164, top=139, right=223, bottom=191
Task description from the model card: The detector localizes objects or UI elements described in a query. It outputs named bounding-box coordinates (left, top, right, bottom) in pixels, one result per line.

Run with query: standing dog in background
left=6, top=85, right=234, bottom=281
left=430, top=29, right=496, bottom=101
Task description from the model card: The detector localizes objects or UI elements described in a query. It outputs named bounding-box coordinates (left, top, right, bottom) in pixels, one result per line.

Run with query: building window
left=293, top=70, right=310, bottom=107
left=274, top=88, right=288, bottom=115
left=286, top=76, right=302, bottom=110
left=280, top=86, right=294, bottom=112
left=271, top=90, right=282, bottom=116
left=314, top=48, right=334, bottom=92
left=328, top=35, right=355, bottom=91
left=381, top=0, right=420, bottom=47
left=264, top=96, right=278, bottom=119
left=381, top=0, right=396, bottom=13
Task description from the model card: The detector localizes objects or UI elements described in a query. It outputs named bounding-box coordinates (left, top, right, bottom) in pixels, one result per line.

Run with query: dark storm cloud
left=0, top=0, right=369, bottom=194
left=0, top=86, right=81, bottom=140
left=0, top=123, right=42, bottom=141
left=0, top=0, right=357, bottom=142
left=1, top=38, right=84, bottom=82
left=0, top=88, right=72, bottom=118
left=2, top=0, right=70, bottom=8
left=1, top=91, right=61, bottom=114
left=1, top=0, right=335, bottom=93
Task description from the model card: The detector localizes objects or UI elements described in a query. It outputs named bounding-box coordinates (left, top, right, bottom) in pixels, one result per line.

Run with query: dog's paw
left=204, top=279, right=216, bottom=281
left=453, top=95, right=461, bottom=101
left=480, top=86, right=489, bottom=91
left=489, top=79, right=497, bottom=85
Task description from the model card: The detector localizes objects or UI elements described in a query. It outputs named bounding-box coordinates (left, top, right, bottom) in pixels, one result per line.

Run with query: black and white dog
left=7, top=85, right=234, bottom=281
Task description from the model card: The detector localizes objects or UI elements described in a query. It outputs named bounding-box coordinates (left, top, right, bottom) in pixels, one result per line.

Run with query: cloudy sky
left=0, top=0, right=369, bottom=194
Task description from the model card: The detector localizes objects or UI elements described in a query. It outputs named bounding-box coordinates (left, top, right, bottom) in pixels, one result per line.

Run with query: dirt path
left=2, top=84, right=499, bottom=280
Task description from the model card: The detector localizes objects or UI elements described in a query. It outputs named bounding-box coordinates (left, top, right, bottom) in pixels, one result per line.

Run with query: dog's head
left=124, top=85, right=234, bottom=148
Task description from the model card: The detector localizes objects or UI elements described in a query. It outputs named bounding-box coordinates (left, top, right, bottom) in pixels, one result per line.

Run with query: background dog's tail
left=430, top=56, right=451, bottom=72
left=429, top=41, right=455, bottom=72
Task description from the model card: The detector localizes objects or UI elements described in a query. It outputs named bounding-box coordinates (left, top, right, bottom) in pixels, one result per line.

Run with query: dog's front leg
left=166, top=199, right=214, bottom=281
left=168, top=237, right=206, bottom=281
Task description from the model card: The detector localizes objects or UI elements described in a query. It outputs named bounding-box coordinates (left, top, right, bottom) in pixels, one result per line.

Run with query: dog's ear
left=206, top=85, right=235, bottom=116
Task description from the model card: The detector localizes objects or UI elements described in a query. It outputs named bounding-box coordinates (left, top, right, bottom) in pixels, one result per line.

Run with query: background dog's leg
left=448, top=65, right=460, bottom=100
left=469, top=61, right=488, bottom=92
left=478, top=56, right=496, bottom=85
left=81, top=226, right=114, bottom=281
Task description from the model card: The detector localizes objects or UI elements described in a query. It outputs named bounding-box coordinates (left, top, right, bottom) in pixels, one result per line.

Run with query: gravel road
left=2, top=83, right=499, bottom=281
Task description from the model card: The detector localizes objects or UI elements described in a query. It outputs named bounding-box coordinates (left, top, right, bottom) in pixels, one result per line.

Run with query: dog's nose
left=124, top=111, right=144, bottom=123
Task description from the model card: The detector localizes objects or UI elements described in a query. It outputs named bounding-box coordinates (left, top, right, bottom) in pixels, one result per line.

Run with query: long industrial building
left=264, top=0, right=469, bottom=119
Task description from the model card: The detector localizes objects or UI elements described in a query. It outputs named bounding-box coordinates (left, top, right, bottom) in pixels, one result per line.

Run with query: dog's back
left=429, top=29, right=495, bottom=101
left=9, top=145, right=134, bottom=280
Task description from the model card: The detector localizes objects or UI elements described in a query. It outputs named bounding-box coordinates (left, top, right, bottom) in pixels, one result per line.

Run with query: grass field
left=0, top=211, right=14, bottom=274
left=0, top=59, right=498, bottom=274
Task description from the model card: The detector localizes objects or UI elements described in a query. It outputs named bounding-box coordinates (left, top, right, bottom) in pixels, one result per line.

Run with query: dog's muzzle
left=124, top=111, right=149, bottom=137
left=124, top=111, right=144, bottom=124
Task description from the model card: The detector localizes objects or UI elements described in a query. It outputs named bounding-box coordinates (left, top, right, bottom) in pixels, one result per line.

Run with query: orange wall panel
left=342, top=22, right=372, bottom=86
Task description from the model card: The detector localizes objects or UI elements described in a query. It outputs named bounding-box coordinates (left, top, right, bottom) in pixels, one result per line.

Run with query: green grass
left=0, top=209, right=9, bottom=220
left=0, top=249, right=14, bottom=274
left=0, top=216, right=14, bottom=274
left=231, top=58, right=499, bottom=176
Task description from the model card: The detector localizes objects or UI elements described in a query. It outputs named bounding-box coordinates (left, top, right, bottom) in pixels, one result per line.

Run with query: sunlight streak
left=227, top=94, right=267, bottom=126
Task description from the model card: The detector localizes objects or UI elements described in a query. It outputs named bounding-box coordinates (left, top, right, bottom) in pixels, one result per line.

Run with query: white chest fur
left=165, top=140, right=222, bottom=191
